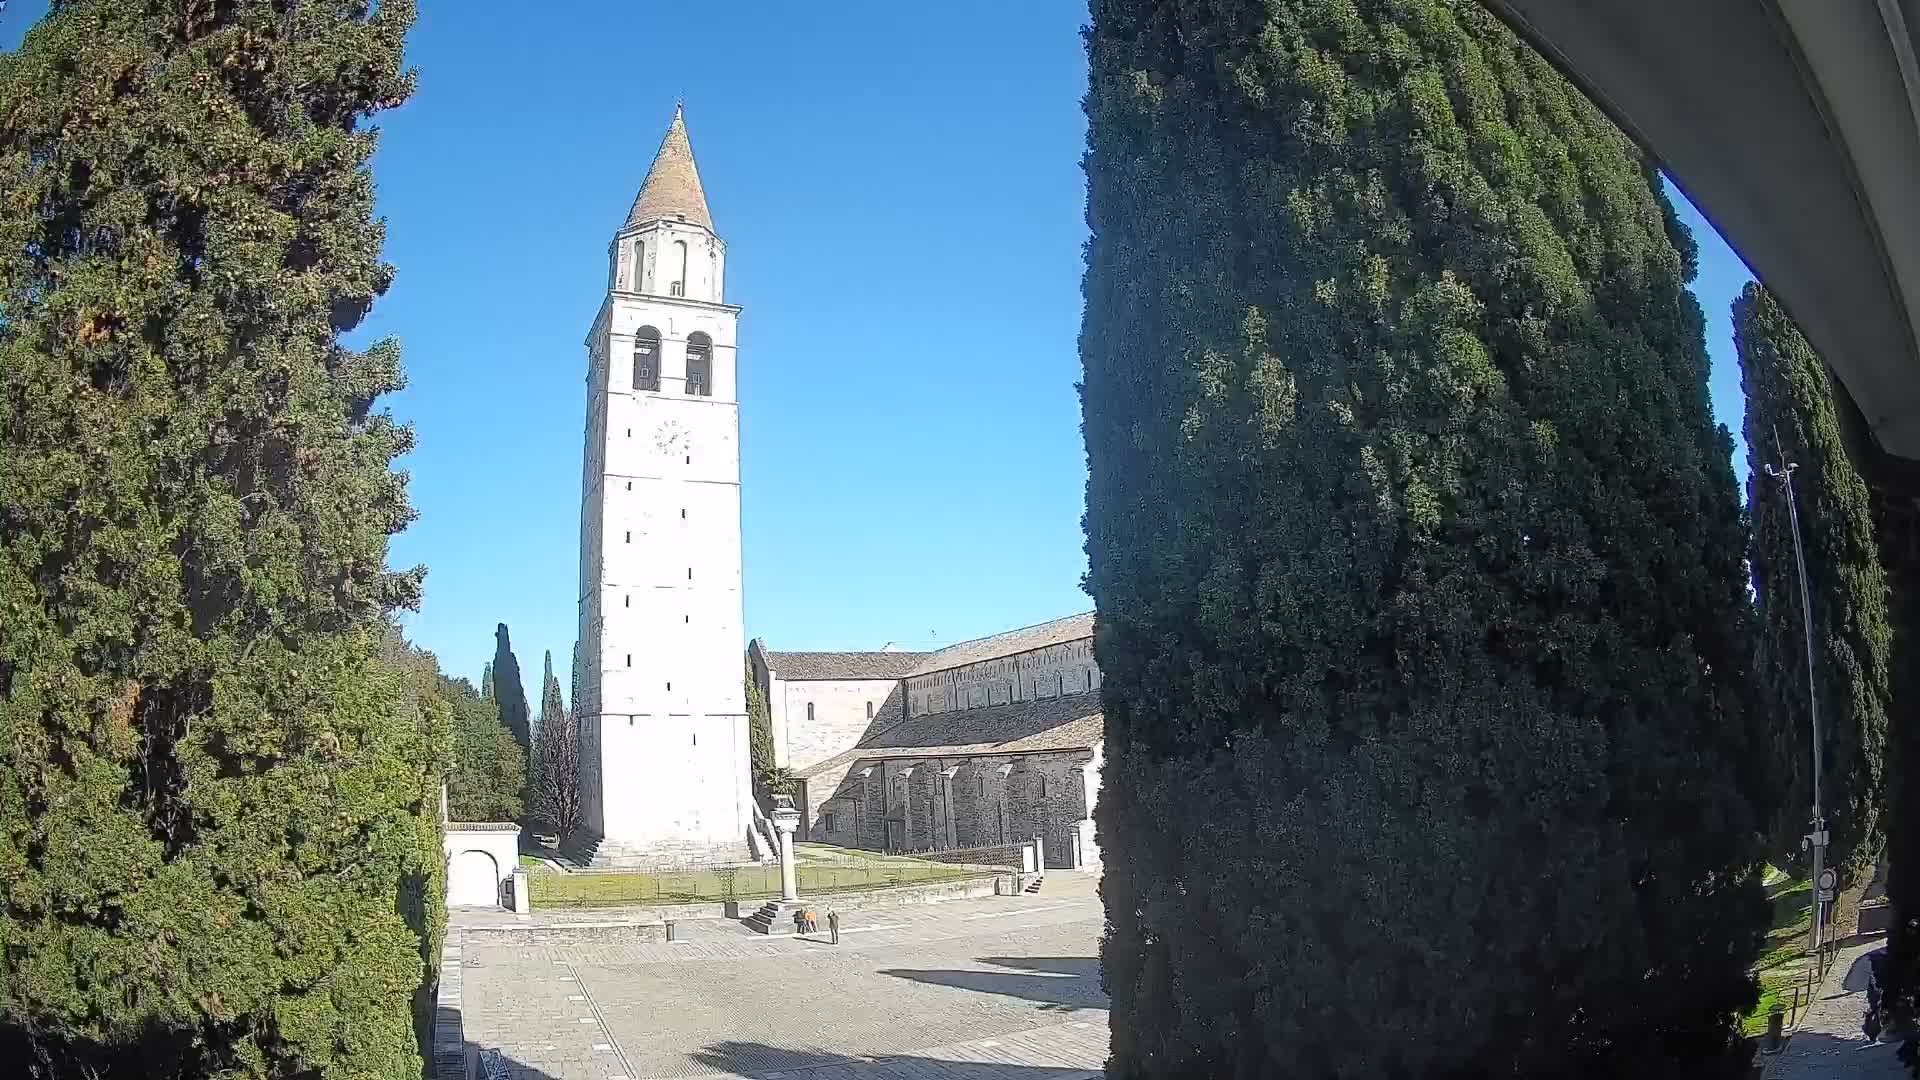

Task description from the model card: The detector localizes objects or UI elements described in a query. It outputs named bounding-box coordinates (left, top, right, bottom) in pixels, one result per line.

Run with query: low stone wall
left=463, top=874, right=1006, bottom=933
left=432, top=929, right=468, bottom=1080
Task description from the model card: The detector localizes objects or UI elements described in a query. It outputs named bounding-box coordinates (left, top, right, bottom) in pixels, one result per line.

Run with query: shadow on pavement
left=878, top=955, right=1106, bottom=1011
left=1761, top=1028, right=1911, bottom=1078
left=692, top=1039, right=1102, bottom=1079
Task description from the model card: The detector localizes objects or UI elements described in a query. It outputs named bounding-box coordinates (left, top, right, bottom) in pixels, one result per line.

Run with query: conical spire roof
left=624, top=105, right=712, bottom=231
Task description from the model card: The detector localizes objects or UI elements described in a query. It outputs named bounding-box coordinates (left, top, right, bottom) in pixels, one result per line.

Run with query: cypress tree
left=746, top=656, right=776, bottom=791
left=1080, top=1, right=1764, bottom=1075
left=481, top=660, right=495, bottom=702
left=539, top=651, right=563, bottom=745
left=1872, top=502, right=1920, bottom=1063
left=1735, top=283, right=1890, bottom=884
left=445, top=676, right=525, bottom=823
left=492, top=623, right=530, bottom=750
left=0, top=2, right=437, bottom=1076
left=531, top=652, right=580, bottom=838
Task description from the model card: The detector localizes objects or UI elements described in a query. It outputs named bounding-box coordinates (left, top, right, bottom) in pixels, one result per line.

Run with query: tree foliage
left=746, top=657, right=775, bottom=789
left=1079, top=1, right=1765, bottom=1075
left=532, top=650, right=581, bottom=837
left=1735, top=282, right=1890, bottom=883
left=375, top=630, right=454, bottom=1073
left=445, top=675, right=525, bottom=823
left=491, top=622, right=530, bottom=750
left=0, top=2, right=438, bottom=1076
left=1872, top=501, right=1920, bottom=1066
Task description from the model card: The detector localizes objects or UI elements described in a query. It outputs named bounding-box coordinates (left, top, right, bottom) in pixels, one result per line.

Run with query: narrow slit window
left=866, top=701, right=874, bottom=720
left=626, top=655, right=631, bottom=667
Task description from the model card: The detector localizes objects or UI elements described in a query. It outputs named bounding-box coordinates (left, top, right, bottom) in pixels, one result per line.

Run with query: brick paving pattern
left=458, top=877, right=1108, bottom=1080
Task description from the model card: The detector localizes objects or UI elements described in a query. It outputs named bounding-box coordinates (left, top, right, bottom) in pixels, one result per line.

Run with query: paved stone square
left=1764, top=936, right=1909, bottom=1080
left=457, top=876, right=1109, bottom=1080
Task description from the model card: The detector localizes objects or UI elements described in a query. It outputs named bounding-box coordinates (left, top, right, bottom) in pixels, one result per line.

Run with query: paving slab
left=458, top=878, right=1109, bottom=1080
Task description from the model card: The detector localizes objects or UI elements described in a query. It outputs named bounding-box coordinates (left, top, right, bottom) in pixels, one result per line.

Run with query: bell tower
left=575, top=106, right=752, bottom=865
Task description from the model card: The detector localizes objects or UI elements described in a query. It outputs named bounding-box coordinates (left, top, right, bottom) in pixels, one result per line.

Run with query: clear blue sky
left=3, top=2, right=1757, bottom=692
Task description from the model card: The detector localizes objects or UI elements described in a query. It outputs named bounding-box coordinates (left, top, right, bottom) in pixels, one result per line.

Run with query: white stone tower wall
left=574, top=110, right=751, bottom=864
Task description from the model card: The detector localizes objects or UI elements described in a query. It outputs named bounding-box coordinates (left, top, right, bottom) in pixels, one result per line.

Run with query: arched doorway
left=448, top=849, right=500, bottom=908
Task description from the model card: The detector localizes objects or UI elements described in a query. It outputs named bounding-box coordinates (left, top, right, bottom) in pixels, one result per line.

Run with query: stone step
left=743, top=899, right=799, bottom=935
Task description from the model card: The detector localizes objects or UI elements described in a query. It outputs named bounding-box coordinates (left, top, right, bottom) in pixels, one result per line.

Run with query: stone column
left=1033, top=831, right=1046, bottom=873
left=1073, top=757, right=1100, bottom=871
left=771, top=796, right=801, bottom=902
left=898, top=765, right=916, bottom=851
left=939, top=765, right=960, bottom=850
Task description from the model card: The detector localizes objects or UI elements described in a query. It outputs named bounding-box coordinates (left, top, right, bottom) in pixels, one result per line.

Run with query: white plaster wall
left=611, top=220, right=726, bottom=305
left=775, top=678, right=897, bottom=772
left=905, top=637, right=1101, bottom=717
left=444, top=826, right=520, bottom=909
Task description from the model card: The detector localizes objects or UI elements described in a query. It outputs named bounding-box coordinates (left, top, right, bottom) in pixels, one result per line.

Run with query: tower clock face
left=653, top=420, right=692, bottom=458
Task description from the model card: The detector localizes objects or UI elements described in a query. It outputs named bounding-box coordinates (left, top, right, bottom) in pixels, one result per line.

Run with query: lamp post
left=1764, top=425, right=1827, bottom=963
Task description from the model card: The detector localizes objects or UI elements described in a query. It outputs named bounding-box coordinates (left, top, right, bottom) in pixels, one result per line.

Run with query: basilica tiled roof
left=761, top=651, right=927, bottom=681
left=625, top=106, right=712, bottom=231
left=909, top=612, right=1095, bottom=677
left=795, top=690, right=1103, bottom=781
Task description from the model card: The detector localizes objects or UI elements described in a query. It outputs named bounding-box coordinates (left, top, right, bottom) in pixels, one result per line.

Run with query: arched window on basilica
left=633, top=326, right=661, bottom=392
left=685, top=331, right=713, bottom=397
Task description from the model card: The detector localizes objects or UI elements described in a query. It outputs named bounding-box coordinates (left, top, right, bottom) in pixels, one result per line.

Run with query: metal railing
left=527, top=855, right=1007, bottom=907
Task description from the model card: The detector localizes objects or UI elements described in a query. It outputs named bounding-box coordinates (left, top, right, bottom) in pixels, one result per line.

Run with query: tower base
left=564, top=830, right=752, bottom=870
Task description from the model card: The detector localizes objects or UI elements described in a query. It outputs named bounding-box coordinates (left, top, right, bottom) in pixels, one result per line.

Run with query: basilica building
left=750, top=613, right=1104, bottom=870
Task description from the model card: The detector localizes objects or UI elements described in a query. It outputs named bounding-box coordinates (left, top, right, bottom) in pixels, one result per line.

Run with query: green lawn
left=1739, top=868, right=1815, bottom=1036
left=527, top=854, right=992, bottom=908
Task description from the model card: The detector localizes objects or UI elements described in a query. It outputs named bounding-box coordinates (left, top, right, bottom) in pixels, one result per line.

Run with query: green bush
left=1737, top=282, right=1891, bottom=884
left=0, top=3, right=436, bottom=1075
left=1080, top=1, right=1766, bottom=1075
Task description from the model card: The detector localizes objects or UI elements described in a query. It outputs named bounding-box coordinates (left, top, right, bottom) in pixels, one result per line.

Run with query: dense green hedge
left=0, top=2, right=440, bottom=1076
left=1079, top=1, right=1765, bottom=1075
left=1736, top=283, right=1890, bottom=884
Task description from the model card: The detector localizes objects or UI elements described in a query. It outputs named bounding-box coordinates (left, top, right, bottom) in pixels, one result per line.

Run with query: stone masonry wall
left=812, top=748, right=1098, bottom=868
left=905, top=637, right=1101, bottom=719
left=775, top=678, right=898, bottom=772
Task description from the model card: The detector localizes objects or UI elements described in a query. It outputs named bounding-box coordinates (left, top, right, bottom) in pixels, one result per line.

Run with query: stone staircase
left=560, top=832, right=752, bottom=870
left=1022, top=874, right=1045, bottom=895
left=746, top=800, right=780, bottom=865
left=743, top=899, right=802, bottom=935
